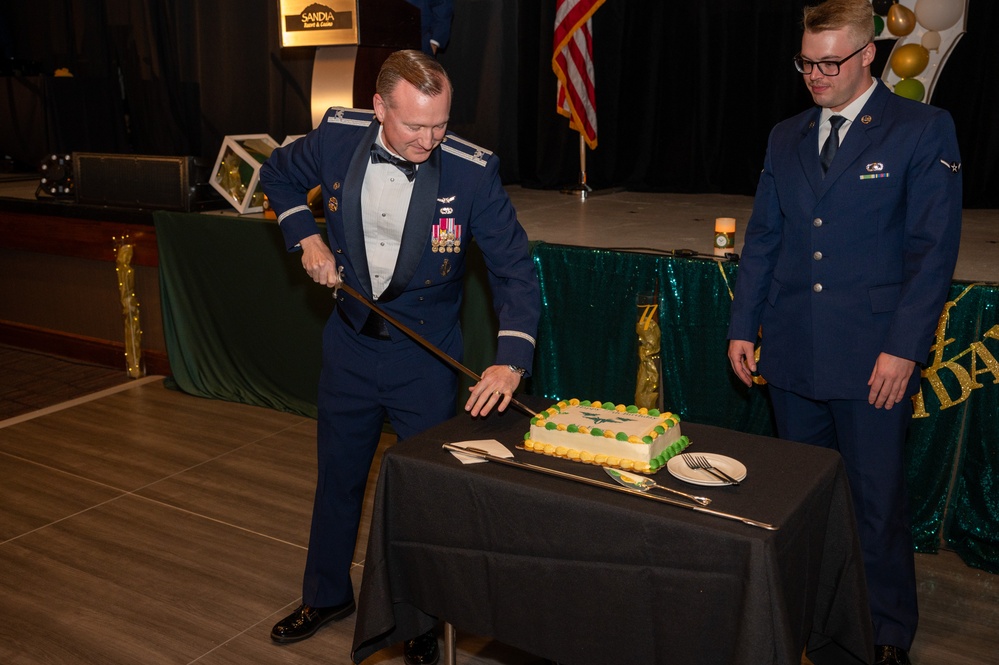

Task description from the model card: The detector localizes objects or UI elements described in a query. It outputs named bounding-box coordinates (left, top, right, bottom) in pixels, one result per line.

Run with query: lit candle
left=715, top=217, right=736, bottom=234
left=714, top=217, right=736, bottom=255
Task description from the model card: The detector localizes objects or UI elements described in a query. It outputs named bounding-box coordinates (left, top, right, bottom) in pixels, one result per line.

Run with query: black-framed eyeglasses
left=793, top=43, right=869, bottom=76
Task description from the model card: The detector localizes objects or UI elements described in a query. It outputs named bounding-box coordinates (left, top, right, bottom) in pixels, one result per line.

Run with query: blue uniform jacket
left=260, top=107, right=539, bottom=374
left=728, top=81, right=962, bottom=400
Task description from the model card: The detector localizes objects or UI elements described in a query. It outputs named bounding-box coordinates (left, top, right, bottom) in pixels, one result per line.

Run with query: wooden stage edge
left=0, top=320, right=171, bottom=377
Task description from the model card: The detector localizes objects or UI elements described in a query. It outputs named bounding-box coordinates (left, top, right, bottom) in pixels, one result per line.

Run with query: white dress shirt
left=817, top=77, right=878, bottom=153
left=361, top=127, right=417, bottom=299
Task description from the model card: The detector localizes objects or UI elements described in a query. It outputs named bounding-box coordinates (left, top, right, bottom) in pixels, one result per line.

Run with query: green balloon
left=874, top=15, right=885, bottom=36
left=894, top=78, right=926, bottom=102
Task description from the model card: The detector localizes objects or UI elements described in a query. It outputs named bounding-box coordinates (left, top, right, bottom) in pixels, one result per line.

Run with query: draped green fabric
left=155, top=212, right=328, bottom=417
left=908, top=283, right=999, bottom=571
left=531, top=243, right=999, bottom=573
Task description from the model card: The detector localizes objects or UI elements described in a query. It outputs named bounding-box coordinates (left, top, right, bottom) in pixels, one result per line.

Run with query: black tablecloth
left=351, top=399, right=873, bottom=665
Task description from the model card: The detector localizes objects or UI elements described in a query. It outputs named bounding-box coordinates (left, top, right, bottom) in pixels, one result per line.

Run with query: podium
left=277, top=0, right=421, bottom=126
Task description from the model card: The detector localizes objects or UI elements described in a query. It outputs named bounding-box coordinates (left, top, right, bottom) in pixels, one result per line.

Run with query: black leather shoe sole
left=270, top=600, right=356, bottom=644
left=403, top=630, right=440, bottom=665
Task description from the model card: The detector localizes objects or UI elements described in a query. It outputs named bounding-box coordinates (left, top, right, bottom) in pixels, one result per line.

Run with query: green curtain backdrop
left=154, top=217, right=999, bottom=573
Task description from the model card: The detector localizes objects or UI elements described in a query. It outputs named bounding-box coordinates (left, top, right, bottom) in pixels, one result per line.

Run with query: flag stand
left=560, top=135, right=592, bottom=201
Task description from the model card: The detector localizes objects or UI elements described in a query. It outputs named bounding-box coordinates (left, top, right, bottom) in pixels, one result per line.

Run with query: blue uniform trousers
left=768, top=384, right=918, bottom=649
left=301, top=311, right=460, bottom=607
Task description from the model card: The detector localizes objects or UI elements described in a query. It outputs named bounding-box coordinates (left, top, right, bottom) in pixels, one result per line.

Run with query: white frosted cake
left=523, top=399, right=688, bottom=474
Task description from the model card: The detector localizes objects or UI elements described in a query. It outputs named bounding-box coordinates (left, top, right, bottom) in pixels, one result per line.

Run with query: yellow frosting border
left=522, top=437, right=656, bottom=474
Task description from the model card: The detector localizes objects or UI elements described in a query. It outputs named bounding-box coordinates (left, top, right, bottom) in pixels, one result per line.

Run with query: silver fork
left=683, top=454, right=740, bottom=485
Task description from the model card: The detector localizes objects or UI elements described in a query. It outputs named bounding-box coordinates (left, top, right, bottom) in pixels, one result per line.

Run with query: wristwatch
left=508, top=365, right=527, bottom=377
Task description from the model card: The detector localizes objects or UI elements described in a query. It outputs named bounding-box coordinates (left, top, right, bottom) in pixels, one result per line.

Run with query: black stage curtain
left=2, top=1, right=996, bottom=206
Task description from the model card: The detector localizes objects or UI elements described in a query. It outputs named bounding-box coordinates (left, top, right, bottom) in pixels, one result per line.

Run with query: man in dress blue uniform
left=261, top=49, right=540, bottom=665
left=727, top=2, right=961, bottom=664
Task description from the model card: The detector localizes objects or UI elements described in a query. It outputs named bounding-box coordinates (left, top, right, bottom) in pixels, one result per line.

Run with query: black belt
left=339, top=303, right=391, bottom=340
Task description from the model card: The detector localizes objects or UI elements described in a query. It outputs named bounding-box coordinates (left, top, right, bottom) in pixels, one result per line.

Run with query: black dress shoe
left=874, top=645, right=912, bottom=665
left=404, top=629, right=440, bottom=665
left=270, top=599, right=356, bottom=643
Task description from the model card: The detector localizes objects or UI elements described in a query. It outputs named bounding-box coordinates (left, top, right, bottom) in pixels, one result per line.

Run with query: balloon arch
left=872, top=0, right=969, bottom=103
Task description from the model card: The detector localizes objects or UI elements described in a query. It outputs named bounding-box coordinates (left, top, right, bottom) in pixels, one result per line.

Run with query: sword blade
left=443, top=444, right=778, bottom=531
left=336, top=282, right=536, bottom=417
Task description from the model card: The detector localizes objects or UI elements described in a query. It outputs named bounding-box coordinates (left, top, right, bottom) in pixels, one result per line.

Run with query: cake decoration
left=523, top=399, right=689, bottom=474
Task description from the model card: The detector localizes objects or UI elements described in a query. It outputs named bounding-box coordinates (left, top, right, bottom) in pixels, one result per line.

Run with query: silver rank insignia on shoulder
left=440, top=258, right=451, bottom=276
left=940, top=159, right=961, bottom=173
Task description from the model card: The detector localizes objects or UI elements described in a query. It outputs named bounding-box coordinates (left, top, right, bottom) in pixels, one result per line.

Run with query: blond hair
left=803, top=0, right=875, bottom=46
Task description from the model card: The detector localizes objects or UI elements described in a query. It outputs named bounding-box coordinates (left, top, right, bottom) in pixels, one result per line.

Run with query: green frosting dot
left=642, top=435, right=653, bottom=444
left=603, top=402, right=615, bottom=410
left=545, top=422, right=557, bottom=430
left=616, top=432, right=629, bottom=441
left=626, top=405, right=639, bottom=413
left=654, top=425, right=665, bottom=435
left=531, top=417, right=539, bottom=425
left=648, top=409, right=660, bottom=416
left=552, top=404, right=562, bottom=413
left=591, top=428, right=604, bottom=437
left=567, top=424, right=579, bottom=433
left=669, top=441, right=682, bottom=454
left=524, top=432, right=530, bottom=439
left=580, top=400, right=591, bottom=406
left=650, top=458, right=661, bottom=470
left=656, top=452, right=667, bottom=465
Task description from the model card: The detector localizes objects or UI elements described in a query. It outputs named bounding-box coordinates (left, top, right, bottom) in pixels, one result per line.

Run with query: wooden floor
left=1, top=370, right=997, bottom=664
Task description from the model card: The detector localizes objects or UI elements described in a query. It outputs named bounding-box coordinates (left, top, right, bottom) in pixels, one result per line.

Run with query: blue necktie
left=820, top=115, right=846, bottom=174
left=370, top=143, right=417, bottom=181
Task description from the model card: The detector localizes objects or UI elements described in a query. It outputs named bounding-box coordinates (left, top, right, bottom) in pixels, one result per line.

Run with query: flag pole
left=561, top=135, right=592, bottom=201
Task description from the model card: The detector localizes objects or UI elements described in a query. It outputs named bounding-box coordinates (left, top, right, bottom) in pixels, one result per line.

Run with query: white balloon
left=921, top=30, right=942, bottom=51
left=915, top=0, right=964, bottom=32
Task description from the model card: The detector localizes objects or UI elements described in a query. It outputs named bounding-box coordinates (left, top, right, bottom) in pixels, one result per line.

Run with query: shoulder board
left=326, top=107, right=375, bottom=127
left=440, top=134, right=492, bottom=167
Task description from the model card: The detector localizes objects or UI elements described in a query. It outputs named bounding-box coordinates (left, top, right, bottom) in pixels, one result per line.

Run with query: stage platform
left=505, top=186, right=999, bottom=284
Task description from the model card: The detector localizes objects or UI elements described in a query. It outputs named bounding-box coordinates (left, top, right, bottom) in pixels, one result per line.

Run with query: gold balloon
left=921, top=30, right=942, bottom=51
left=887, top=3, right=917, bottom=36
left=891, top=43, right=931, bottom=78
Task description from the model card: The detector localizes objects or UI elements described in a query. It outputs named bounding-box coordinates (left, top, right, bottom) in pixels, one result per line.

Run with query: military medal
left=440, top=258, right=451, bottom=276
left=432, top=218, right=461, bottom=254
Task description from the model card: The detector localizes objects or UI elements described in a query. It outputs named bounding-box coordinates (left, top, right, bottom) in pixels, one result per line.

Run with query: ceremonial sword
left=442, top=444, right=778, bottom=530
left=334, top=280, right=537, bottom=417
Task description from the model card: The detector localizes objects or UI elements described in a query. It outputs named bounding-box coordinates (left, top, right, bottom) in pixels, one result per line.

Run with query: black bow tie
left=370, top=143, right=417, bottom=181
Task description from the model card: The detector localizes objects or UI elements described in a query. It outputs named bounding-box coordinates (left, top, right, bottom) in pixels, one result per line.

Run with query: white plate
left=666, top=453, right=747, bottom=486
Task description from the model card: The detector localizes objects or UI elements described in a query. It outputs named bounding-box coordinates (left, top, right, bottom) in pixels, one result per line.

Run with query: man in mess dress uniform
left=261, top=49, right=540, bottom=665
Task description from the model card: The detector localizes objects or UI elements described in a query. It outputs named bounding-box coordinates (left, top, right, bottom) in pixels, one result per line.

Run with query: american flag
left=553, top=0, right=605, bottom=150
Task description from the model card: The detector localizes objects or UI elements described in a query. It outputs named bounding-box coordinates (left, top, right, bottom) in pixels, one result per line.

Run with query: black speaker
left=72, top=152, right=203, bottom=211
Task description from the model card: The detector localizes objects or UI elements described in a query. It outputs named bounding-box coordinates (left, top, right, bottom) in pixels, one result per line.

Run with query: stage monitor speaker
left=72, top=152, right=199, bottom=211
